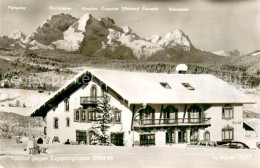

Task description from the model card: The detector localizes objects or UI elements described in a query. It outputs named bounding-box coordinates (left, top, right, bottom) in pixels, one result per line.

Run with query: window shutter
left=188, top=109, right=191, bottom=122
left=87, top=110, right=90, bottom=121
left=112, top=110, right=116, bottom=123
left=175, top=110, right=178, bottom=122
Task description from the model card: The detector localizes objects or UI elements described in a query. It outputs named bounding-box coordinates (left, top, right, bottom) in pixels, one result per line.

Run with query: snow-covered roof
left=31, top=68, right=255, bottom=117
left=89, top=69, right=255, bottom=104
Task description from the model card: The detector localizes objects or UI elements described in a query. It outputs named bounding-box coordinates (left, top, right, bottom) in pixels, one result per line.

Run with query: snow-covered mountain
left=0, top=30, right=27, bottom=48
left=1, top=13, right=77, bottom=50
left=212, top=49, right=241, bottom=57
left=8, top=30, right=26, bottom=41
left=1, top=13, right=224, bottom=62
left=24, top=13, right=77, bottom=45
left=249, top=50, right=260, bottom=56
left=217, top=50, right=260, bottom=75
left=51, top=13, right=196, bottom=60
left=52, top=13, right=105, bottom=52
left=0, top=36, right=16, bottom=48
left=157, top=29, right=194, bottom=51
left=28, top=40, right=52, bottom=50
left=10, top=41, right=27, bottom=48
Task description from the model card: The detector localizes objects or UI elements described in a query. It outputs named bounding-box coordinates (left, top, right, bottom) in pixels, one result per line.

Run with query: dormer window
left=64, top=99, right=69, bottom=111
left=160, top=82, right=171, bottom=89
left=182, top=83, right=195, bottom=90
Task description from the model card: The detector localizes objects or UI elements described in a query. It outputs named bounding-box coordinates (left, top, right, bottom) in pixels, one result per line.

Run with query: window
left=113, top=109, right=121, bottom=123
left=64, top=99, right=69, bottom=111
left=188, top=104, right=201, bottom=123
left=54, top=118, right=58, bottom=129
left=140, top=134, right=155, bottom=146
left=75, top=110, right=79, bottom=121
left=111, top=133, right=124, bottom=146
left=88, top=109, right=99, bottom=121
left=140, top=106, right=155, bottom=125
left=160, top=82, right=171, bottom=89
left=222, top=125, right=234, bottom=141
left=182, top=83, right=195, bottom=90
left=44, top=127, right=47, bottom=135
left=222, top=104, right=234, bottom=120
left=76, top=131, right=86, bottom=144
left=178, top=130, right=187, bottom=142
left=166, top=131, right=175, bottom=143
left=90, top=85, right=97, bottom=100
left=81, top=110, right=86, bottom=121
left=164, top=105, right=178, bottom=124
left=66, top=118, right=70, bottom=127
left=204, top=131, right=210, bottom=141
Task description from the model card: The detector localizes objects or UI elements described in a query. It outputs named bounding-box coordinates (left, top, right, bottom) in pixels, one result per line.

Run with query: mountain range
left=212, top=49, right=242, bottom=57
left=0, top=13, right=258, bottom=64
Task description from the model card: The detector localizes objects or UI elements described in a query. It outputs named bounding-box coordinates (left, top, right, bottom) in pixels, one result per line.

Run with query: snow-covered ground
left=244, top=93, right=260, bottom=114
left=0, top=139, right=259, bottom=168
left=0, top=88, right=51, bottom=116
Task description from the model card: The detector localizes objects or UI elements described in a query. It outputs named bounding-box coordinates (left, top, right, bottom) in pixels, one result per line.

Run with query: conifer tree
left=92, top=94, right=113, bottom=145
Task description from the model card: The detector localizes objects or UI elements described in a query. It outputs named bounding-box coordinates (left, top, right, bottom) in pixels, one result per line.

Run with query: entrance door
left=140, top=134, right=155, bottom=146
left=178, top=130, right=186, bottom=143
left=111, top=133, right=124, bottom=146
left=88, top=131, right=96, bottom=145
left=190, top=128, right=199, bottom=142
left=76, top=131, right=87, bottom=144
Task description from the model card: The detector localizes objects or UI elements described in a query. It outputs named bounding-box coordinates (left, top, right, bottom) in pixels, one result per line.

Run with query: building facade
left=32, top=69, right=254, bottom=147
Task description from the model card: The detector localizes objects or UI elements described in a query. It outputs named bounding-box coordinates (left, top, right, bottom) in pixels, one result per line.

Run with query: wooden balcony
left=80, top=96, right=103, bottom=106
left=133, top=118, right=211, bottom=128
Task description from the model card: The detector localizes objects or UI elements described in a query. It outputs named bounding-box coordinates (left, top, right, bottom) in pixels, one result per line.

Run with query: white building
left=31, top=69, right=255, bottom=147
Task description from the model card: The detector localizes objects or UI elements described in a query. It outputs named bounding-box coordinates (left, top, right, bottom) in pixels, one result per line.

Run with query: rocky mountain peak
left=122, top=26, right=132, bottom=35
left=26, top=13, right=78, bottom=45
left=76, top=13, right=93, bottom=31
left=8, top=29, right=26, bottom=40
left=3, top=13, right=209, bottom=61
left=158, top=29, right=193, bottom=51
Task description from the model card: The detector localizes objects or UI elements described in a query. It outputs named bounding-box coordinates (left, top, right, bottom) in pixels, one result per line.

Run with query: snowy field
left=0, top=139, right=260, bottom=168
left=244, top=93, right=260, bottom=114
left=0, top=146, right=259, bottom=168
left=0, top=88, right=51, bottom=116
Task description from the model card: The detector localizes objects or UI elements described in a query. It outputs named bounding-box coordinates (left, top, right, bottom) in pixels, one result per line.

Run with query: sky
left=0, top=0, right=259, bottom=53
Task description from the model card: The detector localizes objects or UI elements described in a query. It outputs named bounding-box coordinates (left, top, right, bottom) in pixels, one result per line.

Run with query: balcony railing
left=133, top=118, right=211, bottom=127
left=80, top=96, right=103, bottom=105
